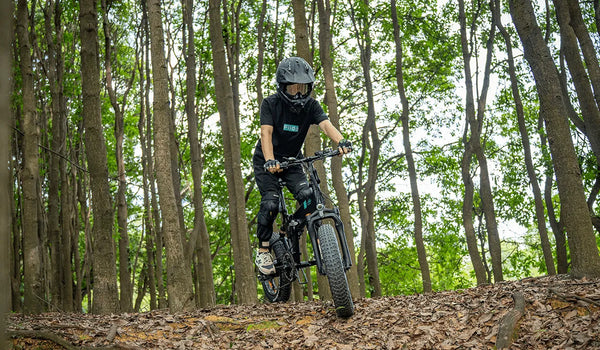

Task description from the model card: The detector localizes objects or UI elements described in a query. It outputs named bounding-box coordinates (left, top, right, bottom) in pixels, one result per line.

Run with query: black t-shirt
left=255, top=93, right=328, bottom=160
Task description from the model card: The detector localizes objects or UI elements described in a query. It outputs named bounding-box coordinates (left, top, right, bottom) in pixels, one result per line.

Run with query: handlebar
left=279, top=148, right=342, bottom=169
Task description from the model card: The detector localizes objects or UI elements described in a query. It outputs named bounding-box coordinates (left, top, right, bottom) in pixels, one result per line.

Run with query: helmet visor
left=285, top=83, right=310, bottom=99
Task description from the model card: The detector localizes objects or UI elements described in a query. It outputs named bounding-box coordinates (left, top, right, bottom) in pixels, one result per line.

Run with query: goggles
left=285, top=83, right=310, bottom=98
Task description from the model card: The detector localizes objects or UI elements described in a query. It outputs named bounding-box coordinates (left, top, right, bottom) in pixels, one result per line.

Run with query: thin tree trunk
left=350, top=0, right=382, bottom=297
left=1, top=0, right=12, bottom=343
left=140, top=0, right=166, bottom=309
left=391, top=0, right=432, bottom=293
left=101, top=0, right=134, bottom=313
left=510, top=0, right=600, bottom=278
left=538, top=114, right=569, bottom=273
left=554, top=0, right=600, bottom=167
left=147, top=0, right=196, bottom=312
left=493, top=0, right=556, bottom=275
left=56, top=10, right=73, bottom=312
left=208, top=0, right=258, bottom=305
left=79, top=0, right=120, bottom=314
left=43, top=0, right=63, bottom=312
left=317, top=0, right=360, bottom=300
left=17, top=0, right=45, bottom=314
left=292, top=0, right=326, bottom=302
left=183, top=0, right=215, bottom=307
left=10, top=118, right=21, bottom=311
left=458, top=0, right=503, bottom=283
left=566, top=1, right=600, bottom=114
left=255, top=0, right=266, bottom=108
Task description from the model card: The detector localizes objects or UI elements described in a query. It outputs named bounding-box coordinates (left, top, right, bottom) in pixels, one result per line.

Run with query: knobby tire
left=318, top=224, right=354, bottom=317
left=261, top=235, right=292, bottom=303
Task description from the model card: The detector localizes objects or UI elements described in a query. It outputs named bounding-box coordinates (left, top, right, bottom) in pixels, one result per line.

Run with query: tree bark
left=292, top=0, right=327, bottom=302
left=350, top=0, right=382, bottom=297
left=43, top=0, right=64, bottom=312
left=459, top=0, right=504, bottom=283
left=553, top=0, right=600, bottom=168
left=183, top=0, right=215, bottom=308
left=208, top=0, right=258, bottom=305
left=509, top=0, right=600, bottom=278
left=79, top=0, right=120, bottom=314
left=18, top=0, right=45, bottom=314
left=140, top=0, right=166, bottom=309
left=255, top=0, right=267, bottom=108
left=493, top=0, right=556, bottom=275
left=1, top=0, right=12, bottom=344
left=147, top=0, right=196, bottom=312
left=391, top=0, right=432, bottom=293
left=565, top=0, right=600, bottom=115
left=457, top=0, right=487, bottom=286
left=317, top=0, right=360, bottom=299
left=495, top=292, right=525, bottom=349
left=101, top=0, right=134, bottom=313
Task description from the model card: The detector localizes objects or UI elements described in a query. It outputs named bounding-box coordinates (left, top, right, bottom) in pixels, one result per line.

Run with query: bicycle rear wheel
left=318, top=224, right=354, bottom=317
left=260, top=235, right=293, bottom=303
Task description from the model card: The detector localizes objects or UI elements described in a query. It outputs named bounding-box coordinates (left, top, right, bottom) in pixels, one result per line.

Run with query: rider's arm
left=261, top=125, right=281, bottom=172
left=318, top=120, right=351, bottom=154
left=260, top=125, right=276, bottom=160
left=318, top=120, right=343, bottom=144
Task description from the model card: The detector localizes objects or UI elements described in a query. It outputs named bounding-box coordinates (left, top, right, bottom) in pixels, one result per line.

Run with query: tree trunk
left=79, top=0, right=120, bottom=314
left=1, top=0, right=12, bottom=344
left=57, top=14, right=73, bottom=312
left=317, top=0, right=360, bottom=300
left=458, top=0, right=504, bottom=283
left=391, top=0, right=432, bottom=293
left=493, top=0, right=556, bottom=275
left=138, top=104, right=158, bottom=310
left=509, top=0, right=600, bottom=278
left=11, top=131, right=22, bottom=313
left=147, top=0, right=196, bottom=312
left=43, top=0, right=63, bottom=312
left=208, top=0, right=258, bottom=305
left=565, top=0, right=600, bottom=115
left=101, top=0, right=134, bottom=313
left=183, top=0, right=215, bottom=308
left=292, top=0, right=327, bottom=302
left=350, top=0, right=382, bottom=297
left=140, top=1, right=167, bottom=309
left=553, top=0, right=600, bottom=167
left=255, top=0, right=267, bottom=108
left=18, top=0, right=45, bottom=314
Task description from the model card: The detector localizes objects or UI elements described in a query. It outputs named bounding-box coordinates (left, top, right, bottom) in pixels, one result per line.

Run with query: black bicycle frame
left=275, top=150, right=353, bottom=276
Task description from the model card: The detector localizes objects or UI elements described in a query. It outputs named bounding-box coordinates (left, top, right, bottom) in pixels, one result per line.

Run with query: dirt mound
left=8, top=275, right=600, bottom=349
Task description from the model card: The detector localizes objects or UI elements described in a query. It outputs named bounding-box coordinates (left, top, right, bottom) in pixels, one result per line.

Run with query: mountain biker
left=253, top=56, right=352, bottom=275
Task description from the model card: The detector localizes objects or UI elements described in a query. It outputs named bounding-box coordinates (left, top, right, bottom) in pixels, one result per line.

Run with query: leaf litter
left=8, top=275, right=600, bottom=349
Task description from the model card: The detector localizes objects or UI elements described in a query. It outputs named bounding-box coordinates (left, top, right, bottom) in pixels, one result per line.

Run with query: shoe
left=255, top=251, right=276, bottom=275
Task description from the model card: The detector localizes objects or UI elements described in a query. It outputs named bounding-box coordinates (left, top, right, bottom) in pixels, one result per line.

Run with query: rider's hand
left=338, top=139, right=352, bottom=155
left=264, top=159, right=282, bottom=173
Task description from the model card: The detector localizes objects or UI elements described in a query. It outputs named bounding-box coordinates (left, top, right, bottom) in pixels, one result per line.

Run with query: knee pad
left=295, top=187, right=315, bottom=212
left=257, top=194, right=279, bottom=228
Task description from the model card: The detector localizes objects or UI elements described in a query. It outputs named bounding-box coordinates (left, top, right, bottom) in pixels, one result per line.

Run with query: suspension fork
left=307, top=206, right=353, bottom=275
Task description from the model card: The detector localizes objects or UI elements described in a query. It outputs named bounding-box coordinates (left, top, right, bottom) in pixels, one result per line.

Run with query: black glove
left=264, top=159, right=281, bottom=172
left=338, top=139, right=352, bottom=153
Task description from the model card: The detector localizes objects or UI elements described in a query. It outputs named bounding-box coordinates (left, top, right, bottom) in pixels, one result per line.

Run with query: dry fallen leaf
left=7, top=275, right=600, bottom=350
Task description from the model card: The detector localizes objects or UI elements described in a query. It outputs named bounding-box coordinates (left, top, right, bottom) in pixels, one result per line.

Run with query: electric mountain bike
left=257, top=148, right=354, bottom=318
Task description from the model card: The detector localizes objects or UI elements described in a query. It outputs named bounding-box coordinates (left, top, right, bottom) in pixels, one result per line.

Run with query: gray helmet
left=276, top=57, right=315, bottom=113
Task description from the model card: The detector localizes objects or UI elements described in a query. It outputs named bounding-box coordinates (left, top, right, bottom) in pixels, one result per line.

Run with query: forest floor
left=7, top=275, right=600, bottom=349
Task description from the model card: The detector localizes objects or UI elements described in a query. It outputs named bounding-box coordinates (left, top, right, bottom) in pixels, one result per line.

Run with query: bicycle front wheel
left=318, top=224, right=354, bottom=317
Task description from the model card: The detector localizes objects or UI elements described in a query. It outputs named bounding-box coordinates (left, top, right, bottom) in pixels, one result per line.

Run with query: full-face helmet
left=276, top=57, right=315, bottom=113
